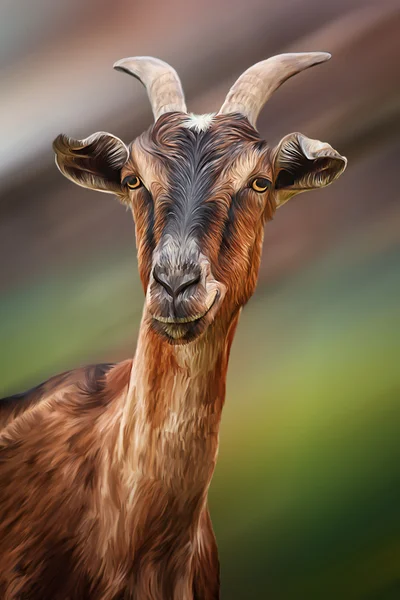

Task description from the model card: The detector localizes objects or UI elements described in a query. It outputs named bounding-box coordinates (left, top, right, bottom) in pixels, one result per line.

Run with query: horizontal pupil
left=126, top=176, right=140, bottom=188
left=252, top=177, right=269, bottom=191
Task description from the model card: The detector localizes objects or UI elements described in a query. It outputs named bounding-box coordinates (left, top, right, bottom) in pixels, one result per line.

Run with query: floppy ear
left=53, top=132, right=129, bottom=196
left=271, top=132, right=347, bottom=207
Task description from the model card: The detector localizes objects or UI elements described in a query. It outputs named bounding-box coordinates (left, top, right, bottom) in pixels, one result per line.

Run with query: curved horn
left=218, top=52, right=331, bottom=127
left=113, top=56, right=187, bottom=121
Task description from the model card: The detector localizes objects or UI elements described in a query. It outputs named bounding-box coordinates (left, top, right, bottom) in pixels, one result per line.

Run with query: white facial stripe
left=183, top=113, right=215, bottom=133
left=226, top=147, right=269, bottom=190
left=127, top=143, right=165, bottom=190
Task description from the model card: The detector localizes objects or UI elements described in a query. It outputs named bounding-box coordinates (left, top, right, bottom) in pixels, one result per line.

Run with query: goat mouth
left=150, top=290, right=220, bottom=343
left=150, top=290, right=219, bottom=325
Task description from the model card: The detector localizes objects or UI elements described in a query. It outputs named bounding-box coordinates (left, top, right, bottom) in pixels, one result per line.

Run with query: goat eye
left=251, top=177, right=271, bottom=193
left=123, top=175, right=142, bottom=190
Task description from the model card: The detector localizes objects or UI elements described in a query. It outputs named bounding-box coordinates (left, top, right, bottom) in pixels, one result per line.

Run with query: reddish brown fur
left=0, top=318, right=237, bottom=598
left=1, top=102, right=345, bottom=598
left=0, top=117, right=272, bottom=599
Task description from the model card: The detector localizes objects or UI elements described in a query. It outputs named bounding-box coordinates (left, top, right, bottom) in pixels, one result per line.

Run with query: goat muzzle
left=147, top=259, right=224, bottom=343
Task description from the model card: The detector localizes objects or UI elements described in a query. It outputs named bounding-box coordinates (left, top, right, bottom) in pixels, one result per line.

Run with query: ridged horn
left=113, top=56, right=187, bottom=121
left=218, top=52, right=331, bottom=127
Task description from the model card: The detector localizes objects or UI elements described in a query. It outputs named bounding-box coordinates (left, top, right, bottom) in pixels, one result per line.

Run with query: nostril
left=152, top=265, right=201, bottom=299
left=153, top=266, right=175, bottom=298
left=175, top=272, right=201, bottom=296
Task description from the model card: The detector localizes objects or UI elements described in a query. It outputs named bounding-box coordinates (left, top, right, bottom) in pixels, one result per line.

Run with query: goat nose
left=153, top=265, right=201, bottom=299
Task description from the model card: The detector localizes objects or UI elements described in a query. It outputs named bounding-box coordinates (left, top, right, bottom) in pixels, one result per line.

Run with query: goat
left=0, top=53, right=346, bottom=599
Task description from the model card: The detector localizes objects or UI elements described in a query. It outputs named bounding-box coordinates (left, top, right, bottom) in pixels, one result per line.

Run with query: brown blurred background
left=1, top=0, right=400, bottom=598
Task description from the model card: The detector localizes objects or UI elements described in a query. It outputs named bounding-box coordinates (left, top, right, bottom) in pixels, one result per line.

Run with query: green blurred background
left=1, top=0, right=399, bottom=597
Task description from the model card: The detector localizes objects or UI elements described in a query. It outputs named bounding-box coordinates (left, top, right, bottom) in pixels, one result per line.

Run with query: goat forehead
left=128, top=118, right=271, bottom=254
left=131, top=113, right=266, bottom=185
left=183, top=113, right=216, bottom=133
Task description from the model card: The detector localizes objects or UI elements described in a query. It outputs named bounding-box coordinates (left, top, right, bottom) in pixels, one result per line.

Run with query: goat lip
left=150, top=290, right=219, bottom=325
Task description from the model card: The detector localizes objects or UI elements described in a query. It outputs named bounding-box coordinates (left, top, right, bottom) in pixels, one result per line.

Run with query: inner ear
left=272, top=132, right=347, bottom=195
left=275, top=156, right=335, bottom=190
left=53, top=132, right=129, bottom=196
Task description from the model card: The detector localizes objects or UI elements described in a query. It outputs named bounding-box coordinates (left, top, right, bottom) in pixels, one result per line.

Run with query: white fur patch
left=183, top=113, right=215, bottom=133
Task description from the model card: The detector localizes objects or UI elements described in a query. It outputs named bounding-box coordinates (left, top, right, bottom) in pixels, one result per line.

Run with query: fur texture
left=1, top=82, right=346, bottom=597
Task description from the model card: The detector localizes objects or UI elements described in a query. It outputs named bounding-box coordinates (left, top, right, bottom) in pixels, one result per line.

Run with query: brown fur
left=1, top=99, right=346, bottom=597
left=0, top=320, right=229, bottom=599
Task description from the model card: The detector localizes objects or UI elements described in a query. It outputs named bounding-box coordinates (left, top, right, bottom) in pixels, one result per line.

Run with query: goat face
left=124, top=112, right=272, bottom=344
left=54, top=55, right=346, bottom=344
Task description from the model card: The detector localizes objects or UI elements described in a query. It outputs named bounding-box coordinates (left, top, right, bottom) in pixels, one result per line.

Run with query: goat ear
left=271, top=132, right=347, bottom=208
left=53, top=132, right=129, bottom=196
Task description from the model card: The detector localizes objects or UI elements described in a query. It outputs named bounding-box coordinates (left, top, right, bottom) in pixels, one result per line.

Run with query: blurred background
left=1, top=0, right=399, bottom=597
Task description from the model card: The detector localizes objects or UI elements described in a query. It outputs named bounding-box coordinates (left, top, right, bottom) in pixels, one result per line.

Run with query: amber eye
left=251, top=177, right=271, bottom=193
left=123, top=175, right=142, bottom=190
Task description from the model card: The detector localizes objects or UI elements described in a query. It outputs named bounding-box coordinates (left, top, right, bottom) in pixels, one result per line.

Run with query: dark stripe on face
left=141, top=112, right=263, bottom=249
left=143, top=186, right=155, bottom=255
left=160, top=128, right=224, bottom=241
left=220, top=192, right=239, bottom=254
